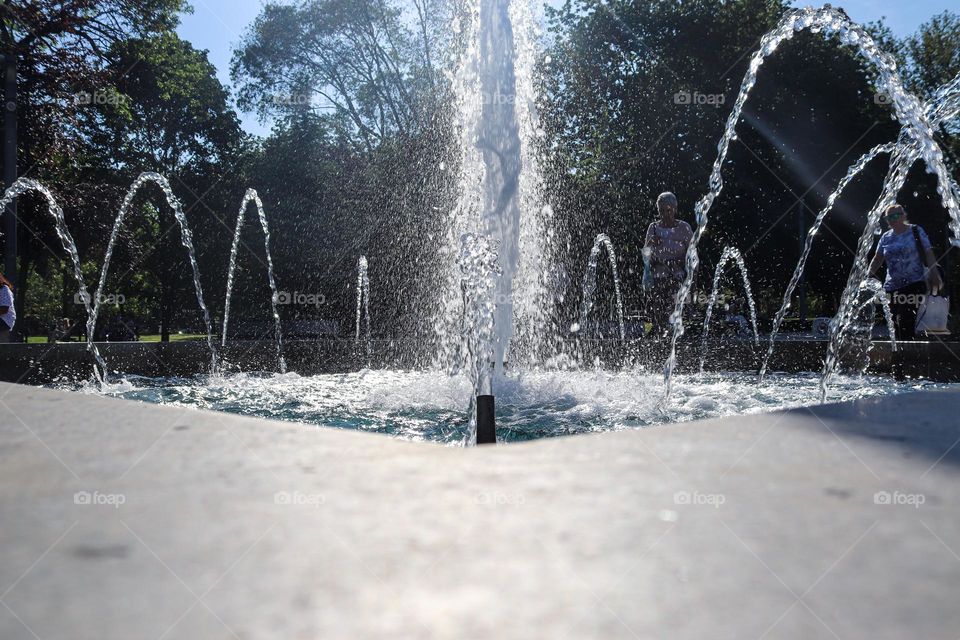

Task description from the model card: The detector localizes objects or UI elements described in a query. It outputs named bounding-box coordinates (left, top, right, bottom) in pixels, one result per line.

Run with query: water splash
left=435, top=0, right=554, bottom=371
left=859, top=278, right=897, bottom=354
left=355, top=255, right=371, bottom=367
left=571, top=233, right=624, bottom=341
left=699, top=246, right=759, bottom=374
left=664, top=5, right=960, bottom=402
left=821, top=144, right=916, bottom=400
left=0, top=179, right=107, bottom=380
left=837, top=278, right=897, bottom=376
left=821, top=68, right=960, bottom=397
left=759, top=140, right=897, bottom=380
left=90, top=172, right=218, bottom=372
left=506, top=0, right=556, bottom=364
left=222, top=189, right=285, bottom=373
left=458, top=232, right=500, bottom=445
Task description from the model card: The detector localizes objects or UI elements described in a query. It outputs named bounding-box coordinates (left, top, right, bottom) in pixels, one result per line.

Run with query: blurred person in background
left=0, top=273, right=15, bottom=342
left=868, top=203, right=942, bottom=340
left=643, top=192, right=693, bottom=337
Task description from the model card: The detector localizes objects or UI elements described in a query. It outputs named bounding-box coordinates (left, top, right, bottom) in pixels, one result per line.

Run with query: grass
left=26, top=333, right=207, bottom=344
left=139, top=334, right=208, bottom=343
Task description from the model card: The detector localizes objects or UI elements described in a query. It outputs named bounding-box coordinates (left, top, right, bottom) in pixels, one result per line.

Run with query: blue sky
left=177, top=0, right=957, bottom=137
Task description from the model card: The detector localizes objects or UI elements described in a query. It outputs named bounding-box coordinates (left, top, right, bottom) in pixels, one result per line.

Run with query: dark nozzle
left=476, top=394, right=496, bottom=444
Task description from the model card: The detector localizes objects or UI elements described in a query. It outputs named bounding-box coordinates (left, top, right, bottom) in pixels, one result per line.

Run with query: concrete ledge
left=1, top=382, right=958, bottom=638
left=3, top=338, right=960, bottom=383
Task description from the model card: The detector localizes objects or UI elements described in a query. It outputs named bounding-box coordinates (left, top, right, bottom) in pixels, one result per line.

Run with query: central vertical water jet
left=437, top=0, right=553, bottom=375
left=477, top=0, right=522, bottom=373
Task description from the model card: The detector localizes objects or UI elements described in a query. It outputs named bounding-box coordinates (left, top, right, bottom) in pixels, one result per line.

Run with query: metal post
left=476, top=395, right=496, bottom=444
left=3, top=54, right=16, bottom=284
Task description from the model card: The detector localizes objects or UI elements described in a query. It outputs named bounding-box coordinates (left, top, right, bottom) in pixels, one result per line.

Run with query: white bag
left=916, top=295, right=950, bottom=335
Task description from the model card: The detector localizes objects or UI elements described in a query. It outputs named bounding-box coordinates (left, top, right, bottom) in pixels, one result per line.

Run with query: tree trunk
left=159, top=281, right=170, bottom=342
left=60, top=263, right=70, bottom=319
left=14, top=242, right=30, bottom=341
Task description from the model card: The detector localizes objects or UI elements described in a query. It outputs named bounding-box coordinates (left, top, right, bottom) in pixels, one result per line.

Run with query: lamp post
left=2, top=52, right=16, bottom=286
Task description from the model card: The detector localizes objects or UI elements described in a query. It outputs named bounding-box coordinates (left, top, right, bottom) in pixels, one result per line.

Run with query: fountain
left=0, top=179, right=108, bottom=379
left=458, top=233, right=501, bottom=445
left=662, top=6, right=960, bottom=403
left=759, top=140, right=898, bottom=380
left=698, top=246, right=759, bottom=374
left=3, top=4, right=958, bottom=446
left=222, top=189, right=285, bottom=373
left=355, top=256, right=371, bottom=367
left=762, top=75, right=960, bottom=381
left=571, top=233, right=625, bottom=341
left=831, top=278, right=898, bottom=376
left=91, top=172, right=218, bottom=374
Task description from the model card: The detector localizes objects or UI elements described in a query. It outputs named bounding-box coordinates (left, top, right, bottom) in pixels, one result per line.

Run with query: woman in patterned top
left=643, top=192, right=693, bottom=337
left=868, top=204, right=942, bottom=340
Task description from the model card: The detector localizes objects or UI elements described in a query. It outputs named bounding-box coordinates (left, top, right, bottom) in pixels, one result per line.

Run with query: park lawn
left=26, top=334, right=208, bottom=344
left=139, top=334, right=208, bottom=342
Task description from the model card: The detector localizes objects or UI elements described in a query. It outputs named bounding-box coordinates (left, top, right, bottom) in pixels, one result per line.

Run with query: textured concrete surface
left=1, top=381, right=959, bottom=639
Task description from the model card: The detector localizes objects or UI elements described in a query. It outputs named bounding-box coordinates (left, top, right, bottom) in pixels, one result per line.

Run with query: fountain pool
left=78, top=370, right=948, bottom=445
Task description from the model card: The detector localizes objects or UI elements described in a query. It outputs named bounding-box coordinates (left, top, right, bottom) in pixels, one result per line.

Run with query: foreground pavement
left=1, top=382, right=958, bottom=639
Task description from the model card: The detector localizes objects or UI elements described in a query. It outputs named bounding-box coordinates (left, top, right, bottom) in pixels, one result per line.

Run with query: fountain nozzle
left=476, top=395, right=496, bottom=444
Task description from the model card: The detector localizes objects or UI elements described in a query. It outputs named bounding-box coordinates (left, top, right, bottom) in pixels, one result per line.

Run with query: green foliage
left=90, top=32, right=242, bottom=173
left=230, top=0, right=448, bottom=150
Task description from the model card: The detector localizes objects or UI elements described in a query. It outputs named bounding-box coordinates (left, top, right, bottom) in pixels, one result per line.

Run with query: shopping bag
left=916, top=295, right=950, bottom=335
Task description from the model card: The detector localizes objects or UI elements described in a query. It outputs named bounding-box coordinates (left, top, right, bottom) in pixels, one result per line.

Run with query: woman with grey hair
left=643, top=192, right=693, bottom=336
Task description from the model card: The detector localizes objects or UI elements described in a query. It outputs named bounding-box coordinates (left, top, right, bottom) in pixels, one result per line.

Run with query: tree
left=902, top=12, right=960, bottom=101
left=0, top=0, right=188, bottom=334
left=230, top=0, right=448, bottom=152
left=83, top=33, right=244, bottom=340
